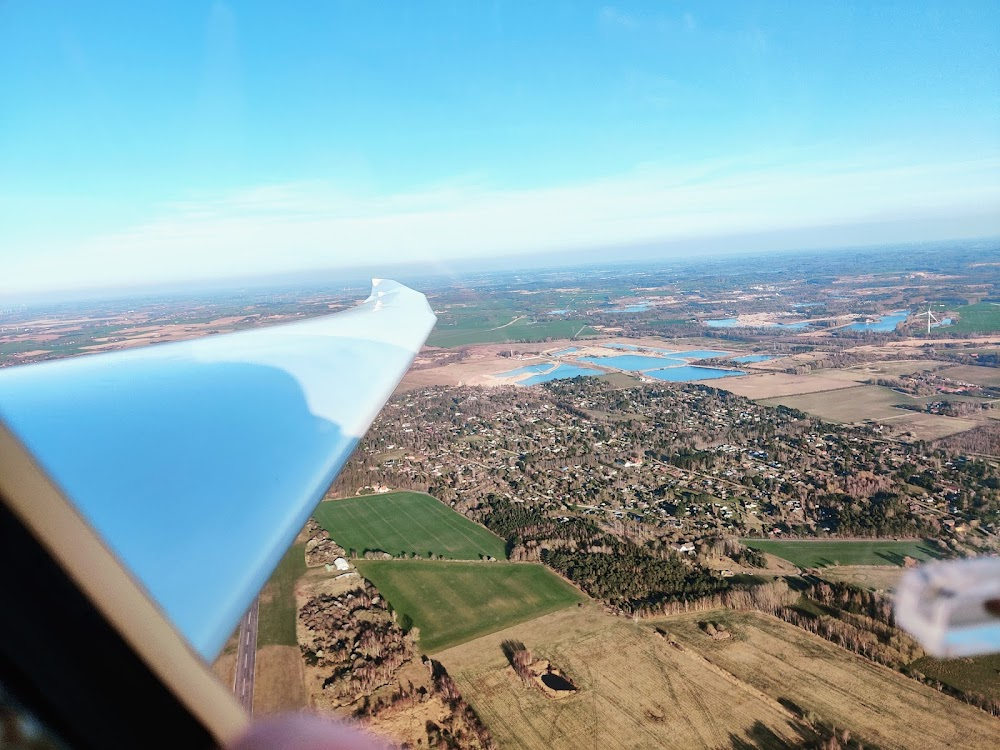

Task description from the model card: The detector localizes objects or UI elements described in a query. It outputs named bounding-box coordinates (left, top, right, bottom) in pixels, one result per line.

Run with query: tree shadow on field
left=876, top=551, right=905, bottom=566
left=727, top=716, right=829, bottom=750
left=728, top=720, right=806, bottom=750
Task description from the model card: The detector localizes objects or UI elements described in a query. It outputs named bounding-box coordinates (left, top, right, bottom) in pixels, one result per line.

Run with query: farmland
left=758, top=384, right=911, bottom=422
left=355, top=560, right=584, bottom=652
left=662, top=610, right=1000, bottom=750
left=257, top=542, right=306, bottom=647
left=437, top=604, right=805, bottom=750
left=910, top=653, right=1000, bottom=701
left=741, top=539, right=940, bottom=568
left=949, top=302, right=1000, bottom=333
left=814, top=565, right=905, bottom=591
left=427, top=315, right=599, bottom=348
left=938, top=363, right=1000, bottom=387
left=314, top=491, right=507, bottom=561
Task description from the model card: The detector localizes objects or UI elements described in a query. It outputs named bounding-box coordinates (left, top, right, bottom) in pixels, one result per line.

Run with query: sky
left=1, top=1, right=998, bottom=297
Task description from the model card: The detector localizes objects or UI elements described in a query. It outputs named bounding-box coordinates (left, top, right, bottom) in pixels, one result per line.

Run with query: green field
left=742, top=538, right=940, bottom=568
left=427, top=317, right=599, bottom=347
left=356, top=560, right=585, bottom=652
left=950, top=302, right=1000, bottom=333
left=258, top=542, right=306, bottom=647
left=909, top=653, right=1000, bottom=700
left=314, top=491, right=507, bottom=560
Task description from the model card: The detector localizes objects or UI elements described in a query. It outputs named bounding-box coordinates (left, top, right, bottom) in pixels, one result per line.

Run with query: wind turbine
left=924, top=303, right=940, bottom=334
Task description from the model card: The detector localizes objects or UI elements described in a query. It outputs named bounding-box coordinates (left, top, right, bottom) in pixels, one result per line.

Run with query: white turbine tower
left=925, top=304, right=940, bottom=334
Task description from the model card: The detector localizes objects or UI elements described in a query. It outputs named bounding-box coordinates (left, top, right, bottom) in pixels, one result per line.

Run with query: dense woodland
left=298, top=582, right=495, bottom=749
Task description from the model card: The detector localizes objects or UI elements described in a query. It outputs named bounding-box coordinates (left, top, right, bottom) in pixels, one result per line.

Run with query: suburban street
left=233, top=597, right=259, bottom=714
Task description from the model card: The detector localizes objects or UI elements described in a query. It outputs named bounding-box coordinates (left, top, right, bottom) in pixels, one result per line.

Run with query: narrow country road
left=233, top=596, right=259, bottom=714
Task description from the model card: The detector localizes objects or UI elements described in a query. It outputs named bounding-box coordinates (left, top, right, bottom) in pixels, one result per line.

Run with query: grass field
left=438, top=604, right=804, bottom=750
left=663, top=610, right=1000, bottom=750
left=758, top=384, right=911, bottom=422
left=258, top=542, right=306, bottom=647
left=742, top=538, right=940, bottom=567
left=314, top=491, right=507, bottom=560
left=355, top=560, right=585, bottom=652
left=950, top=302, right=1000, bottom=333
left=816, top=565, right=905, bottom=591
left=910, top=653, right=1000, bottom=700
left=427, top=317, right=599, bottom=348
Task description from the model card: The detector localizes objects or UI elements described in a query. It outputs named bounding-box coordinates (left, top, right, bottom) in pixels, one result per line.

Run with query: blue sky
left=2, top=1, right=998, bottom=296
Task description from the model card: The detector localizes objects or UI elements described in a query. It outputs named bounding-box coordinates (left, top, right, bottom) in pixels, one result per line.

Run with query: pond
left=732, top=355, right=775, bottom=363
left=541, top=672, right=576, bottom=692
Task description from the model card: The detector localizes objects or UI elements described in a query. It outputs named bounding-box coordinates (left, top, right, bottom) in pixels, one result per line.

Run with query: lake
left=605, top=343, right=679, bottom=354
left=732, top=355, right=775, bottom=363
left=673, top=349, right=732, bottom=360
left=646, top=366, right=746, bottom=381
left=844, top=310, right=910, bottom=332
left=520, top=363, right=604, bottom=385
left=607, top=302, right=651, bottom=313
left=705, top=318, right=810, bottom=330
left=496, top=363, right=554, bottom=378
left=578, top=354, right=686, bottom=371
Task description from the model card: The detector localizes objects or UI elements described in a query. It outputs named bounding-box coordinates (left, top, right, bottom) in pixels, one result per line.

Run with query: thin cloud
left=599, top=6, right=637, bottom=30
left=4, top=153, right=998, bottom=295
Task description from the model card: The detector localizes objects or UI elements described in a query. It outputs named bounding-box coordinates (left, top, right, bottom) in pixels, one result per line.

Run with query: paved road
left=233, top=597, right=259, bottom=714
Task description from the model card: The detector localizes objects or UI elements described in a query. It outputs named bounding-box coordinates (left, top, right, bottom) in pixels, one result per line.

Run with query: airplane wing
left=895, top=556, right=1000, bottom=657
left=0, top=278, right=435, bottom=661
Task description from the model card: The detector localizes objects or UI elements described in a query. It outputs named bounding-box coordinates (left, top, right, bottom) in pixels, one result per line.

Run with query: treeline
left=819, top=492, right=932, bottom=537
left=478, top=497, right=728, bottom=611
left=543, top=545, right=726, bottom=611
left=710, top=536, right=767, bottom=567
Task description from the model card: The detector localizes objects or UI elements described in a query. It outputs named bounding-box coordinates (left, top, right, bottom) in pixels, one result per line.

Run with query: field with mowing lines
left=356, top=560, right=584, bottom=652
left=662, top=610, right=1000, bottom=750
left=438, top=604, right=804, bottom=750
left=742, top=538, right=940, bottom=568
left=816, top=565, right=905, bottom=591
left=427, top=317, right=599, bottom=348
left=910, top=653, right=1000, bottom=700
left=314, top=491, right=507, bottom=561
left=258, top=542, right=306, bottom=647
left=950, top=302, right=1000, bottom=333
